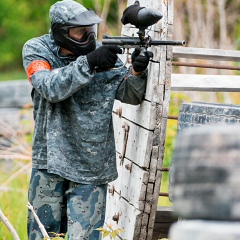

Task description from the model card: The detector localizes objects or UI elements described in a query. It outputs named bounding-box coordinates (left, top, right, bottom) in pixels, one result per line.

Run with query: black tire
left=173, top=183, right=240, bottom=220
left=177, top=102, right=240, bottom=132
left=169, top=102, right=240, bottom=203
left=169, top=220, right=240, bottom=240
left=169, top=125, right=240, bottom=220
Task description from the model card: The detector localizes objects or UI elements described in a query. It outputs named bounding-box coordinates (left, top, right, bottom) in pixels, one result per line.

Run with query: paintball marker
left=102, top=1, right=185, bottom=67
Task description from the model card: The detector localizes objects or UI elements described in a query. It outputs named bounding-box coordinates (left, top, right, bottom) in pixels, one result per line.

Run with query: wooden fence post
left=105, top=0, right=173, bottom=239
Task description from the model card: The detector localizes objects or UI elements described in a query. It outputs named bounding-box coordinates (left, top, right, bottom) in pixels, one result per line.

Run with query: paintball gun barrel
left=102, top=35, right=185, bottom=49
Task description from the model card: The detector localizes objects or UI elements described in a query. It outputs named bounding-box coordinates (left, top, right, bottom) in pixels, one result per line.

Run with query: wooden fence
left=172, top=47, right=240, bottom=92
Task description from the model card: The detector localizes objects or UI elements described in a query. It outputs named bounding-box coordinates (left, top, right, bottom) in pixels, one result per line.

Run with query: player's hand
left=87, top=46, right=122, bottom=71
left=131, top=47, right=153, bottom=73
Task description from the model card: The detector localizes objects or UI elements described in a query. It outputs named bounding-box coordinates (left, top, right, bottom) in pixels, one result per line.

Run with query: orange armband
left=27, top=60, right=51, bottom=82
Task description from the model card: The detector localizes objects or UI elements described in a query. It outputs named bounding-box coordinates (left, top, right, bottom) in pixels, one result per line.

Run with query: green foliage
left=163, top=92, right=192, bottom=167
left=0, top=0, right=55, bottom=72
left=0, top=161, right=30, bottom=239
left=159, top=92, right=192, bottom=207
left=43, top=232, right=66, bottom=240
left=43, top=238, right=64, bottom=240
left=0, top=0, right=119, bottom=74
left=96, top=224, right=125, bottom=239
left=0, top=70, right=27, bottom=81
left=0, top=108, right=33, bottom=239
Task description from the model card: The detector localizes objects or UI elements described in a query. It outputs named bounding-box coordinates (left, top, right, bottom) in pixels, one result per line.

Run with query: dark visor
left=66, top=10, right=102, bottom=26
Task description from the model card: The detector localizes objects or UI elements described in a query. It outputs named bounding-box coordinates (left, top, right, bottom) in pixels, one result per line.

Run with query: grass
left=0, top=155, right=171, bottom=239
left=159, top=172, right=172, bottom=207
left=0, top=110, right=32, bottom=239
left=0, top=163, right=171, bottom=240
left=0, top=160, right=30, bottom=239
left=0, top=70, right=27, bottom=81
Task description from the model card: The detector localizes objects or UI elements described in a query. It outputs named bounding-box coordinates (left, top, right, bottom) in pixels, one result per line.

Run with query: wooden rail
left=171, top=47, right=240, bottom=92
left=173, top=47, right=240, bottom=62
left=171, top=74, right=240, bottom=92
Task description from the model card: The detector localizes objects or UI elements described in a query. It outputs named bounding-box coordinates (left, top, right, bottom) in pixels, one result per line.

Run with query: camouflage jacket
left=22, top=33, right=147, bottom=184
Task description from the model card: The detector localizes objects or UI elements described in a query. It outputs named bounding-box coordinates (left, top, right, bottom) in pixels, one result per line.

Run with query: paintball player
left=22, top=0, right=152, bottom=239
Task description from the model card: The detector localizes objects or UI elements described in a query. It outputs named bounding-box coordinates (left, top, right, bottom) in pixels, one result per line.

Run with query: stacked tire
left=169, top=220, right=240, bottom=240
left=169, top=102, right=240, bottom=201
left=168, top=102, right=240, bottom=239
left=177, top=102, right=240, bottom=131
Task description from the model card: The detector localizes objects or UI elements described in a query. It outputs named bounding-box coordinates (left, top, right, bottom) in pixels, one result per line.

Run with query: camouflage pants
left=28, top=169, right=107, bottom=240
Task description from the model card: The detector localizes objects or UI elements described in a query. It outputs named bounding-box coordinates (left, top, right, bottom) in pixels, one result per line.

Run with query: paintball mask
left=50, top=0, right=102, bottom=56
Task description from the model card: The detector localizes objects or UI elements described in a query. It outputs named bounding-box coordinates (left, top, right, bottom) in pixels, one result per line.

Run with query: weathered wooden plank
left=171, top=74, right=240, bottom=92
left=147, top=170, right=162, bottom=239
left=147, top=2, right=169, bottom=102
left=152, top=104, right=162, bottom=146
left=173, top=47, right=240, bottom=62
left=113, top=100, right=156, bottom=130
left=105, top=190, right=142, bottom=240
left=167, top=0, right=174, bottom=25
left=159, top=117, right=168, bottom=144
left=113, top=115, right=153, bottom=168
left=148, top=146, right=159, bottom=183
left=109, top=154, right=149, bottom=211
left=146, top=62, right=163, bottom=103
left=107, top=0, right=172, bottom=239
left=147, top=0, right=173, bottom=238
left=165, top=60, right=172, bottom=90
left=135, top=0, right=155, bottom=8
left=139, top=213, right=149, bottom=240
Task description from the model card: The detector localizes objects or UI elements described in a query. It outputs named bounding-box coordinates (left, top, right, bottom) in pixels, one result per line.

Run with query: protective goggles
left=60, top=25, right=96, bottom=43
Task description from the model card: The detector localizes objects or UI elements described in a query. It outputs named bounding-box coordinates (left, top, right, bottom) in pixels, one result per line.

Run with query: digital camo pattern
left=49, top=0, right=88, bottom=24
left=22, top=0, right=148, bottom=185
left=28, top=169, right=107, bottom=240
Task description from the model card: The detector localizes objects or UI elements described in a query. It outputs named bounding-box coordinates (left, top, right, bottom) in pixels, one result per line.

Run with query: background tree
left=0, top=0, right=239, bottom=75
left=173, top=0, right=240, bottom=103
left=0, top=0, right=127, bottom=74
left=174, top=0, right=240, bottom=50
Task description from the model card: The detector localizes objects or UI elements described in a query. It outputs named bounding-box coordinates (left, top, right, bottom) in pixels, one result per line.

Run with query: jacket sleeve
left=22, top=38, right=94, bottom=103
left=115, top=67, right=148, bottom=105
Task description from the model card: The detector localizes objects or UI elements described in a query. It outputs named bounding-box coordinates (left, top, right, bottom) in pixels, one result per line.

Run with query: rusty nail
left=116, top=107, right=122, bottom=117
left=112, top=213, right=120, bottom=223
left=108, top=185, right=115, bottom=196
left=125, top=163, right=132, bottom=173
